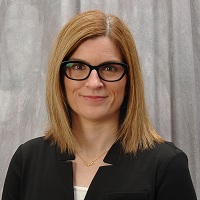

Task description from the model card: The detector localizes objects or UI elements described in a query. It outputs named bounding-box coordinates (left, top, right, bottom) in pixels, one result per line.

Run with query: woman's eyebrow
left=68, top=58, right=122, bottom=66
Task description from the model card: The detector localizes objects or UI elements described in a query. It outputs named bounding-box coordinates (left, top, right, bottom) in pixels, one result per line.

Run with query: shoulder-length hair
left=45, top=10, right=164, bottom=154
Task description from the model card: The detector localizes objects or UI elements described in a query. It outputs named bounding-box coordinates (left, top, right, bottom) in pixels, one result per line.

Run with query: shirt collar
left=56, top=141, right=124, bottom=165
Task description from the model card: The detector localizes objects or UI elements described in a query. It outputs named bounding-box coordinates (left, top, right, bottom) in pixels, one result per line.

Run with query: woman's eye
left=66, top=63, right=86, bottom=70
left=73, top=64, right=85, bottom=70
left=103, top=66, right=117, bottom=72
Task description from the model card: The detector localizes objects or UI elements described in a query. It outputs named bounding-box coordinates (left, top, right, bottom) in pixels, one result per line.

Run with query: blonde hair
left=45, top=10, right=164, bottom=154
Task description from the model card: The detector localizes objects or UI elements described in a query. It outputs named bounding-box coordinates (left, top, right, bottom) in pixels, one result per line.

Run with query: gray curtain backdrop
left=0, top=0, right=199, bottom=199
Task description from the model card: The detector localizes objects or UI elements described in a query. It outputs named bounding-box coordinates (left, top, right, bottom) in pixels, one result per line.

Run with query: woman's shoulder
left=16, top=136, right=55, bottom=158
left=20, top=136, right=49, bottom=149
left=153, top=141, right=186, bottom=157
left=142, top=141, right=188, bottom=167
left=125, top=141, right=188, bottom=168
left=7, top=137, right=55, bottom=170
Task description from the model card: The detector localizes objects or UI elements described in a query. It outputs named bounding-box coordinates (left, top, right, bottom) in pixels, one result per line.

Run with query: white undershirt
left=74, top=186, right=88, bottom=200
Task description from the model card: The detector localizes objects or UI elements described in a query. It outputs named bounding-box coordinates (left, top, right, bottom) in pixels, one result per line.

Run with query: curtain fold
left=0, top=0, right=199, bottom=198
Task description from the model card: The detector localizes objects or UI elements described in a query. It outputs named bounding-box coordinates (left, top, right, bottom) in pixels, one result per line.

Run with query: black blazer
left=2, top=137, right=197, bottom=200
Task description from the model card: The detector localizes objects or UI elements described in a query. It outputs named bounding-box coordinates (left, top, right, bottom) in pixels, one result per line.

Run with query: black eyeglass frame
left=61, top=60, right=128, bottom=82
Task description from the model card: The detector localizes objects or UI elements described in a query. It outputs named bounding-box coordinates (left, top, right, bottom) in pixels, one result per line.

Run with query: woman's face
left=64, top=36, right=127, bottom=122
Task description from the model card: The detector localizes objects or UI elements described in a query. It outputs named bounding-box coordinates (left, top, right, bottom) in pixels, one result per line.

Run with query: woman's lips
left=82, top=95, right=107, bottom=101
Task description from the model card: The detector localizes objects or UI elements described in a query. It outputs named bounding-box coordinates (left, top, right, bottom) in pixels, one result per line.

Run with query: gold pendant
left=84, top=161, right=94, bottom=166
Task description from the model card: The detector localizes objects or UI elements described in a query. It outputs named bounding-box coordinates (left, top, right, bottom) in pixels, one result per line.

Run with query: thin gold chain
left=76, top=151, right=108, bottom=167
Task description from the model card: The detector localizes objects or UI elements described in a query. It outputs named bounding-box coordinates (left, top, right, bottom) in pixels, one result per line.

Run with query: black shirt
left=2, top=137, right=197, bottom=200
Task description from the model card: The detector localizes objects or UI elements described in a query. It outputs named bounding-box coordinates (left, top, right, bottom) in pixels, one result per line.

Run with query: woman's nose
left=85, top=70, right=103, bottom=88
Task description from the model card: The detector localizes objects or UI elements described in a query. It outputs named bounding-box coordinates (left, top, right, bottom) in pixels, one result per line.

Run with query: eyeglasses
left=61, top=60, right=128, bottom=82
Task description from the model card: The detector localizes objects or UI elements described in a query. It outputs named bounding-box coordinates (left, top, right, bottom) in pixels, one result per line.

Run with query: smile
left=82, top=95, right=107, bottom=101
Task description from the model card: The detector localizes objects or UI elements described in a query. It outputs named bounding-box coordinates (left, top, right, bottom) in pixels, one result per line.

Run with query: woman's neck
left=72, top=114, right=118, bottom=156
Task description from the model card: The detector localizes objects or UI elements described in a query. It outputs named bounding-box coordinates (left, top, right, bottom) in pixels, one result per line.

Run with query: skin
left=64, top=36, right=127, bottom=187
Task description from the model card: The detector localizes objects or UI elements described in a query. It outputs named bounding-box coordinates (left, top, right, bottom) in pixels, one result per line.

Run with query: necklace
left=76, top=151, right=108, bottom=167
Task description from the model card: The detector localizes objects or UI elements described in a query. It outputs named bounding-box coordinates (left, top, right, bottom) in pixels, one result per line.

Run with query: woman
left=2, top=10, right=197, bottom=200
